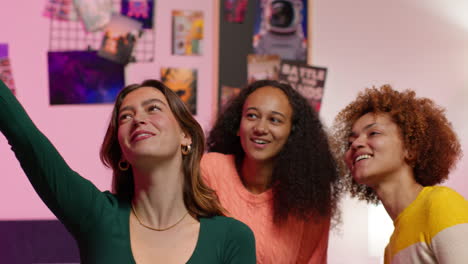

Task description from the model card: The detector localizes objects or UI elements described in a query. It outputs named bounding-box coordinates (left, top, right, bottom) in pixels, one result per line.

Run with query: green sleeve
left=0, top=79, right=109, bottom=235
left=223, top=219, right=256, bottom=263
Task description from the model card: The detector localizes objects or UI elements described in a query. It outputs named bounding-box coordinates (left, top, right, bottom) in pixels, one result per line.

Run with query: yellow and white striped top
left=384, top=186, right=468, bottom=264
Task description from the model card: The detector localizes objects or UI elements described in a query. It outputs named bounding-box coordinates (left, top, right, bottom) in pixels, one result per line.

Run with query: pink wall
left=312, top=1, right=468, bottom=263
left=0, top=0, right=218, bottom=219
left=1, top=0, right=467, bottom=263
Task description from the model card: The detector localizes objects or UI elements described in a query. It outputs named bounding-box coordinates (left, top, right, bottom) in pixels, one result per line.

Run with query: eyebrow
left=245, top=107, right=287, bottom=119
left=119, top=98, right=167, bottom=113
left=349, top=122, right=378, bottom=137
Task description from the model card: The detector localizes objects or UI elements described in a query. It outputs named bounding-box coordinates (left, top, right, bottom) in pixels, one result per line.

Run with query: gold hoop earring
left=118, top=160, right=129, bottom=171
left=181, top=144, right=192, bottom=155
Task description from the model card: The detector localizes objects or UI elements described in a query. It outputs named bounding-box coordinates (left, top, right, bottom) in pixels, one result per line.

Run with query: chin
left=352, top=174, right=368, bottom=185
left=246, top=153, right=272, bottom=163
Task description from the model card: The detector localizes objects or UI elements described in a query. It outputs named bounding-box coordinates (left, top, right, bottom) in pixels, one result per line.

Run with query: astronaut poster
left=278, top=60, right=327, bottom=112
left=253, top=0, right=307, bottom=62
left=160, top=67, right=198, bottom=114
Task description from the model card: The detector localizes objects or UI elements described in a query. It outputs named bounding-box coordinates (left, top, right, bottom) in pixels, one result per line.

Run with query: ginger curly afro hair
left=331, top=85, right=462, bottom=203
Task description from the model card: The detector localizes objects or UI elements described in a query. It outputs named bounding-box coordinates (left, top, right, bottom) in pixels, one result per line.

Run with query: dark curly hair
left=331, top=84, right=462, bottom=203
left=207, top=80, right=341, bottom=223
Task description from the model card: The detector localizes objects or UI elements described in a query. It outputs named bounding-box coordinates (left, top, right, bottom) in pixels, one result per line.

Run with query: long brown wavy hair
left=100, top=79, right=225, bottom=218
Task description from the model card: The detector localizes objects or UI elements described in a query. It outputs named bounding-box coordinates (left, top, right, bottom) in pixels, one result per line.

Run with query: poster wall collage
left=1, top=0, right=327, bottom=115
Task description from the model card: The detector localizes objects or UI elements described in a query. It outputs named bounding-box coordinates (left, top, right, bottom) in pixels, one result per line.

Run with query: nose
left=349, top=135, right=365, bottom=150
left=133, top=112, right=148, bottom=125
left=253, top=119, right=268, bottom=134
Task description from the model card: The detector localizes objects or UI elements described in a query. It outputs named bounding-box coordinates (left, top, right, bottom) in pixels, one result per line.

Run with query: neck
left=240, top=157, right=273, bottom=194
left=131, top=156, right=188, bottom=228
left=373, top=166, right=424, bottom=221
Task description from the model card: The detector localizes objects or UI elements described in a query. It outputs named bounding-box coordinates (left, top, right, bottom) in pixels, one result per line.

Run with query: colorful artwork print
left=247, top=54, right=280, bottom=83
left=0, top=58, right=16, bottom=96
left=121, top=0, right=155, bottom=29
left=43, top=0, right=78, bottom=21
left=98, top=14, right=143, bottom=64
left=224, top=0, right=248, bottom=23
left=172, top=10, right=204, bottom=56
left=160, top=67, right=197, bottom=114
left=48, top=51, right=125, bottom=105
left=253, top=0, right=308, bottom=61
left=278, top=60, right=327, bottom=112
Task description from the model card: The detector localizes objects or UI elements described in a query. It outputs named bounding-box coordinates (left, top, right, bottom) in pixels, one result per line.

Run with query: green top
left=0, top=80, right=256, bottom=264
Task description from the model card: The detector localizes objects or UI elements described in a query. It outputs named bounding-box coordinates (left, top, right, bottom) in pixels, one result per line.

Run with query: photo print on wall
left=160, top=67, right=197, bottom=114
left=73, top=0, right=113, bottom=32
left=172, top=10, right=204, bottom=56
left=220, top=85, right=241, bottom=111
left=98, top=14, right=143, bottom=64
left=278, top=60, right=327, bottom=112
left=224, top=0, right=248, bottom=23
left=121, top=0, right=155, bottom=29
left=43, top=0, right=79, bottom=21
left=247, top=53, right=280, bottom=83
left=48, top=51, right=125, bottom=105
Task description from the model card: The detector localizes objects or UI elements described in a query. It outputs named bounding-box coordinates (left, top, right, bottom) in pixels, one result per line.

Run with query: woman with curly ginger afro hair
left=201, top=80, right=341, bottom=263
left=332, top=84, right=468, bottom=263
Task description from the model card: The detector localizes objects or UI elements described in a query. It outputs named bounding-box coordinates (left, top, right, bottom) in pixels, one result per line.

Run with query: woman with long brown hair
left=0, top=79, right=255, bottom=263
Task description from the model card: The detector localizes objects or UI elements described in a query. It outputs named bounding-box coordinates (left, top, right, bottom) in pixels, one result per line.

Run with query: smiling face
left=117, top=87, right=191, bottom=165
left=344, top=112, right=410, bottom=187
left=238, top=86, right=293, bottom=164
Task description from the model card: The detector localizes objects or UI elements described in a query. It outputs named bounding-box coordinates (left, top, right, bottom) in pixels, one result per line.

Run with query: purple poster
left=0, top=43, right=8, bottom=58
left=48, top=51, right=125, bottom=105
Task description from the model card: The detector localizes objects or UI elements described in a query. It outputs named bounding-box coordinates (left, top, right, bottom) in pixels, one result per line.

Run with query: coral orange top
left=201, top=152, right=331, bottom=264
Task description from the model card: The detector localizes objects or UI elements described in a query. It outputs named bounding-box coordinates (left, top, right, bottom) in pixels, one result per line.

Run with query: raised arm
left=0, top=80, right=107, bottom=234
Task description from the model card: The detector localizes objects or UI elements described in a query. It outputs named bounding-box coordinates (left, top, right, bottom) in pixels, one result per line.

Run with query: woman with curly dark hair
left=202, top=80, right=340, bottom=263
left=332, top=84, right=468, bottom=263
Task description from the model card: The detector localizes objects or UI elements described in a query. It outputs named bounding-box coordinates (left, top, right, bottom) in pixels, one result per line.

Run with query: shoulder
left=424, top=186, right=468, bottom=212
left=201, top=152, right=234, bottom=165
left=201, top=153, right=237, bottom=179
left=203, top=216, right=253, bottom=233
left=422, top=186, right=468, bottom=232
left=202, top=216, right=254, bottom=241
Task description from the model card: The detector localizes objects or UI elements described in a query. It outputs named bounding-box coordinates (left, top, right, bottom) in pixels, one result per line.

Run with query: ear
left=404, top=148, right=416, bottom=166
left=181, top=131, right=192, bottom=146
